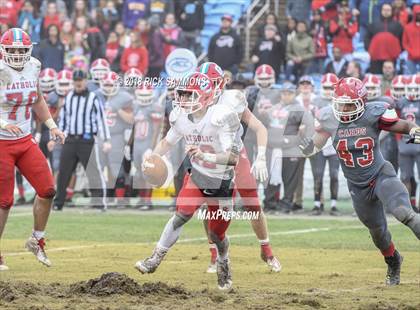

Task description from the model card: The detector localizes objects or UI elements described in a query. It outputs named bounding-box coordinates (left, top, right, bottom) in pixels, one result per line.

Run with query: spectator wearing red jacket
left=403, top=5, right=420, bottom=74
left=121, top=31, right=149, bottom=74
left=42, top=1, right=61, bottom=38
left=0, top=0, right=19, bottom=27
left=365, top=3, right=403, bottom=73
left=160, top=13, right=186, bottom=59
left=329, top=2, right=358, bottom=57
left=393, top=0, right=410, bottom=27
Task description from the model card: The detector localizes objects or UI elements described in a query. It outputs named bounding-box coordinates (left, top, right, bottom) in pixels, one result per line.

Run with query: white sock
left=216, top=238, right=230, bottom=261
left=331, top=200, right=337, bottom=208
left=258, top=238, right=270, bottom=245
left=33, top=230, right=45, bottom=240
left=314, top=201, right=321, bottom=208
left=157, top=215, right=184, bottom=250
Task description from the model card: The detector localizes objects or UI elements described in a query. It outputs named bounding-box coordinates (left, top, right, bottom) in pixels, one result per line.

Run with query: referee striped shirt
left=59, top=89, right=111, bottom=140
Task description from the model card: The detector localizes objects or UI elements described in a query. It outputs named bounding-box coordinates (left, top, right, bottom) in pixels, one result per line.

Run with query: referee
left=53, top=70, right=111, bottom=211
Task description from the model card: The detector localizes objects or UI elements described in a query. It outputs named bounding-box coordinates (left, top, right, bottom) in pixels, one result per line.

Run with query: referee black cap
left=73, top=69, right=87, bottom=81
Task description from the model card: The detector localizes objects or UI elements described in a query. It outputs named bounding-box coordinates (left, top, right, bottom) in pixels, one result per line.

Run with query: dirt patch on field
left=69, top=272, right=188, bottom=298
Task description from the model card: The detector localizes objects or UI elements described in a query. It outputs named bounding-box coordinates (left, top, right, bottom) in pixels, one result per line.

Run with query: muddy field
left=1, top=272, right=419, bottom=310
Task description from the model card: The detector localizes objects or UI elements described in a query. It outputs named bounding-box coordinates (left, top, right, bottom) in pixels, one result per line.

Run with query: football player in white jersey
left=198, top=62, right=281, bottom=273
left=135, top=72, right=240, bottom=291
left=0, top=28, right=65, bottom=271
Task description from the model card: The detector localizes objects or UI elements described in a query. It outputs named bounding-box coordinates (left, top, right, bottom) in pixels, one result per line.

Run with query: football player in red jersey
left=198, top=62, right=281, bottom=273
left=0, top=28, right=66, bottom=271
left=300, top=77, right=420, bottom=286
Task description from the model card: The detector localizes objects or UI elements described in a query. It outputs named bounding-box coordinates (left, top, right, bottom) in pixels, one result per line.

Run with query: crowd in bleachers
left=250, top=0, right=420, bottom=84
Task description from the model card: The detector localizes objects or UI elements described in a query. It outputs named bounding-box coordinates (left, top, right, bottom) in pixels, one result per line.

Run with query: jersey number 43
left=336, top=137, right=374, bottom=168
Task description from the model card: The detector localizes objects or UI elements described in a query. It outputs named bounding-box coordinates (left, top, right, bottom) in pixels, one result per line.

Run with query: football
left=142, top=153, right=169, bottom=188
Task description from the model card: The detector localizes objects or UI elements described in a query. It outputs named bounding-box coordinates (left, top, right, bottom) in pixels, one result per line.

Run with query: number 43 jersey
left=318, top=101, right=397, bottom=186
left=0, top=57, right=40, bottom=140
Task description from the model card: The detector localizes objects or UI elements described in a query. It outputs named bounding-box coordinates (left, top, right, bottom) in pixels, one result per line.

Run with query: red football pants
left=234, top=148, right=261, bottom=212
left=176, top=174, right=231, bottom=241
left=0, top=135, right=55, bottom=209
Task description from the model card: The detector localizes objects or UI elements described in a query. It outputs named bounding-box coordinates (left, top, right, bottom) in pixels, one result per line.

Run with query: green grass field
left=0, top=204, right=419, bottom=310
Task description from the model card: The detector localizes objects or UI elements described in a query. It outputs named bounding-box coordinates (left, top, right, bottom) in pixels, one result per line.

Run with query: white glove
left=142, top=148, right=152, bottom=162
left=124, top=145, right=131, bottom=161
left=251, top=147, right=268, bottom=183
left=34, top=132, right=41, bottom=144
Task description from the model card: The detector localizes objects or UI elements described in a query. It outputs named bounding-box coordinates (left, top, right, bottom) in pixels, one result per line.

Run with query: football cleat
left=266, top=256, right=282, bottom=273
left=25, top=237, right=52, bottom=267
left=0, top=255, right=9, bottom=271
left=135, top=247, right=167, bottom=274
left=217, top=258, right=233, bottom=291
left=207, top=262, right=217, bottom=273
left=384, top=250, right=403, bottom=286
left=311, top=206, right=323, bottom=216
left=329, top=207, right=340, bottom=216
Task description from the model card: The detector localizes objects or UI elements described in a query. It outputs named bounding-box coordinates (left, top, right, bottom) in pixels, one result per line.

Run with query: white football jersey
left=166, top=104, right=240, bottom=179
left=217, top=89, right=247, bottom=150
left=0, top=57, right=41, bottom=140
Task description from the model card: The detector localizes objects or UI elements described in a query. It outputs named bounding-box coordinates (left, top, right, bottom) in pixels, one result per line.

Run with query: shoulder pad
left=29, top=57, right=41, bottom=74
left=220, top=89, right=247, bottom=114
left=211, top=104, right=239, bottom=128
left=169, top=106, right=182, bottom=125
left=365, top=101, right=387, bottom=117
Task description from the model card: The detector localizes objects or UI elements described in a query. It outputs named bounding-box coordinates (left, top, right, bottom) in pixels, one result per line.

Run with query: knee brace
left=173, top=212, right=193, bottom=230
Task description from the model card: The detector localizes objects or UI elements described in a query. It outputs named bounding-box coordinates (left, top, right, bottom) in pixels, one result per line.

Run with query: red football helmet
left=332, top=77, right=367, bottom=123
left=390, top=75, right=407, bottom=100
left=124, top=67, right=143, bottom=87
left=321, top=73, right=339, bottom=99
left=363, top=74, right=381, bottom=100
left=197, top=62, right=225, bottom=99
left=39, top=68, right=57, bottom=93
left=255, top=64, right=275, bottom=88
left=90, top=58, right=110, bottom=82
left=56, top=70, right=74, bottom=96
left=405, top=74, right=420, bottom=101
left=100, top=71, right=120, bottom=96
left=0, top=28, right=33, bottom=69
left=174, top=72, right=214, bottom=114
left=135, top=82, right=154, bottom=105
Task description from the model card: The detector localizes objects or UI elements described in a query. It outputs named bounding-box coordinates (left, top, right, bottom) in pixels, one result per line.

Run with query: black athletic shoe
left=311, top=206, right=323, bottom=216
left=329, top=207, right=340, bottom=216
left=15, top=197, right=26, bottom=205
left=53, top=205, right=63, bottom=211
left=291, top=203, right=303, bottom=212
left=384, top=250, right=403, bottom=286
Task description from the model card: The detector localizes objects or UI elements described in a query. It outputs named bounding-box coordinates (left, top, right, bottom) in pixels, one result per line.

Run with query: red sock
left=381, top=242, right=395, bottom=257
left=115, top=188, right=125, bottom=198
left=209, top=243, right=217, bottom=264
left=18, top=185, right=25, bottom=198
left=66, top=188, right=74, bottom=199
left=410, top=197, right=416, bottom=208
left=260, top=242, right=273, bottom=259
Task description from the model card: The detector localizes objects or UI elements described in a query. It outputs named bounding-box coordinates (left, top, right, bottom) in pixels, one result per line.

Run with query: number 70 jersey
left=318, top=102, right=393, bottom=186
left=0, top=57, right=40, bottom=140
